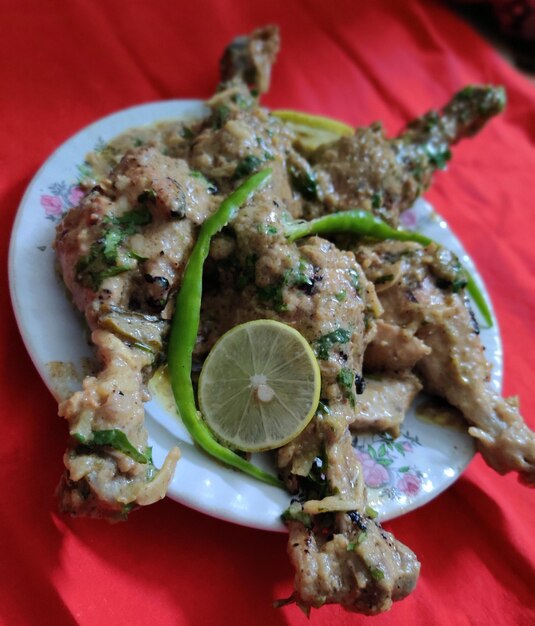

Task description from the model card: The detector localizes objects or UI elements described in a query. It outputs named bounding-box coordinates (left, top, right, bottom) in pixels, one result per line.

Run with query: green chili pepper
left=465, top=271, right=493, bottom=328
left=167, top=168, right=283, bottom=489
left=284, top=208, right=493, bottom=327
left=284, top=209, right=432, bottom=245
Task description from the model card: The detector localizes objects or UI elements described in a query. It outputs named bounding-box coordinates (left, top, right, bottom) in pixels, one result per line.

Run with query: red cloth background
left=1, top=1, right=534, bottom=624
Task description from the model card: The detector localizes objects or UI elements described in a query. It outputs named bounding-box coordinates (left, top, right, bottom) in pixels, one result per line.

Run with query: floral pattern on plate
left=40, top=182, right=83, bottom=222
left=353, top=431, right=424, bottom=497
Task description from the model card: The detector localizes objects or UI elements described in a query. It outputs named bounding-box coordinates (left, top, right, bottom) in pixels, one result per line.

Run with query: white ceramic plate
left=8, top=100, right=503, bottom=532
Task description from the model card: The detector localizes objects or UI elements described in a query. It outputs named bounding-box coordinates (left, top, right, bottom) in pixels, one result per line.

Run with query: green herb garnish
left=335, top=289, right=347, bottom=302
left=233, top=155, right=263, bottom=180
left=337, top=367, right=355, bottom=407
left=213, top=104, right=231, bottom=129
left=75, top=206, right=152, bottom=290
left=370, top=566, right=385, bottom=581
left=73, top=429, right=150, bottom=464
left=288, top=164, right=318, bottom=200
left=347, top=532, right=367, bottom=551
left=314, top=328, right=351, bottom=360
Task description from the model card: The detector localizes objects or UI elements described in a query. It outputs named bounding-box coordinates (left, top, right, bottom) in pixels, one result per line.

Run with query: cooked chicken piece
left=348, top=374, right=422, bottom=437
left=58, top=330, right=180, bottom=519
left=356, top=240, right=535, bottom=484
left=286, top=513, right=419, bottom=615
left=416, top=309, right=535, bottom=484
left=54, top=148, right=220, bottom=516
left=284, top=429, right=419, bottom=615
left=55, top=147, right=217, bottom=325
left=190, top=82, right=300, bottom=208
left=220, top=25, right=280, bottom=94
left=365, top=320, right=431, bottom=372
left=310, top=86, right=505, bottom=226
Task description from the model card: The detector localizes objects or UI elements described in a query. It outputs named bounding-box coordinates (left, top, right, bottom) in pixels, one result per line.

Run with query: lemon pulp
left=198, top=319, right=321, bottom=452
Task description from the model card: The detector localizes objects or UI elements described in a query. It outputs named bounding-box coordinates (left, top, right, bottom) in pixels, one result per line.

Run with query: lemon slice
left=272, top=109, right=354, bottom=151
left=198, top=319, right=321, bottom=452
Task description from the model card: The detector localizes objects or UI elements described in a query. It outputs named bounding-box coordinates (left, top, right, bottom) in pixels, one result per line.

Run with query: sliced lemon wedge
left=272, top=109, right=354, bottom=151
left=198, top=319, right=321, bottom=452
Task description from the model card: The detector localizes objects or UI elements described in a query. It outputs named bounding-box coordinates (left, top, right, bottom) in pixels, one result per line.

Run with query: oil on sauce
left=415, top=396, right=466, bottom=432
left=148, top=365, right=179, bottom=416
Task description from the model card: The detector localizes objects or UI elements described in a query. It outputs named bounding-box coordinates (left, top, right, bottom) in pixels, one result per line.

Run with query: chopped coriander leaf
left=75, top=247, right=131, bottom=291
left=335, top=289, right=347, bottom=302
left=456, top=85, right=475, bottom=100
left=348, top=268, right=360, bottom=291
left=300, top=452, right=329, bottom=500
left=231, top=92, right=254, bottom=109
left=346, top=531, right=367, bottom=551
left=256, top=259, right=315, bottom=309
left=144, top=447, right=157, bottom=481
left=337, top=367, right=354, bottom=390
left=72, top=429, right=149, bottom=464
left=288, top=164, right=318, bottom=201
left=370, top=566, right=385, bottom=581
left=106, top=205, right=152, bottom=230
left=291, top=259, right=314, bottom=289
left=180, top=126, right=194, bottom=139
left=102, top=228, right=125, bottom=263
left=337, top=367, right=356, bottom=407
left=233, top=155, right=263, bottom=179
left=429, top=247, right=468, bottom=293
left=426, top=145, right=452, bottom=170
left=256, top=223, right=278, bottom=235
left=256, top=281, right=287, bottom=311
left=190, top=170, right=219, bottom=194
left=314, top=328, right=351, bottom=360
left=76, top=206, right=152, bottom=290
left=372, top=192, right=382, bottom=209
left=96, top=265, right=131, bottom=283
left=213, top=104, right=231, bottom=128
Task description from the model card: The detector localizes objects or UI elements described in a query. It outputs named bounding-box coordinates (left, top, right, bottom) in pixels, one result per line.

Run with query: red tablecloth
left=1, top=1, right=534, bottom=624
